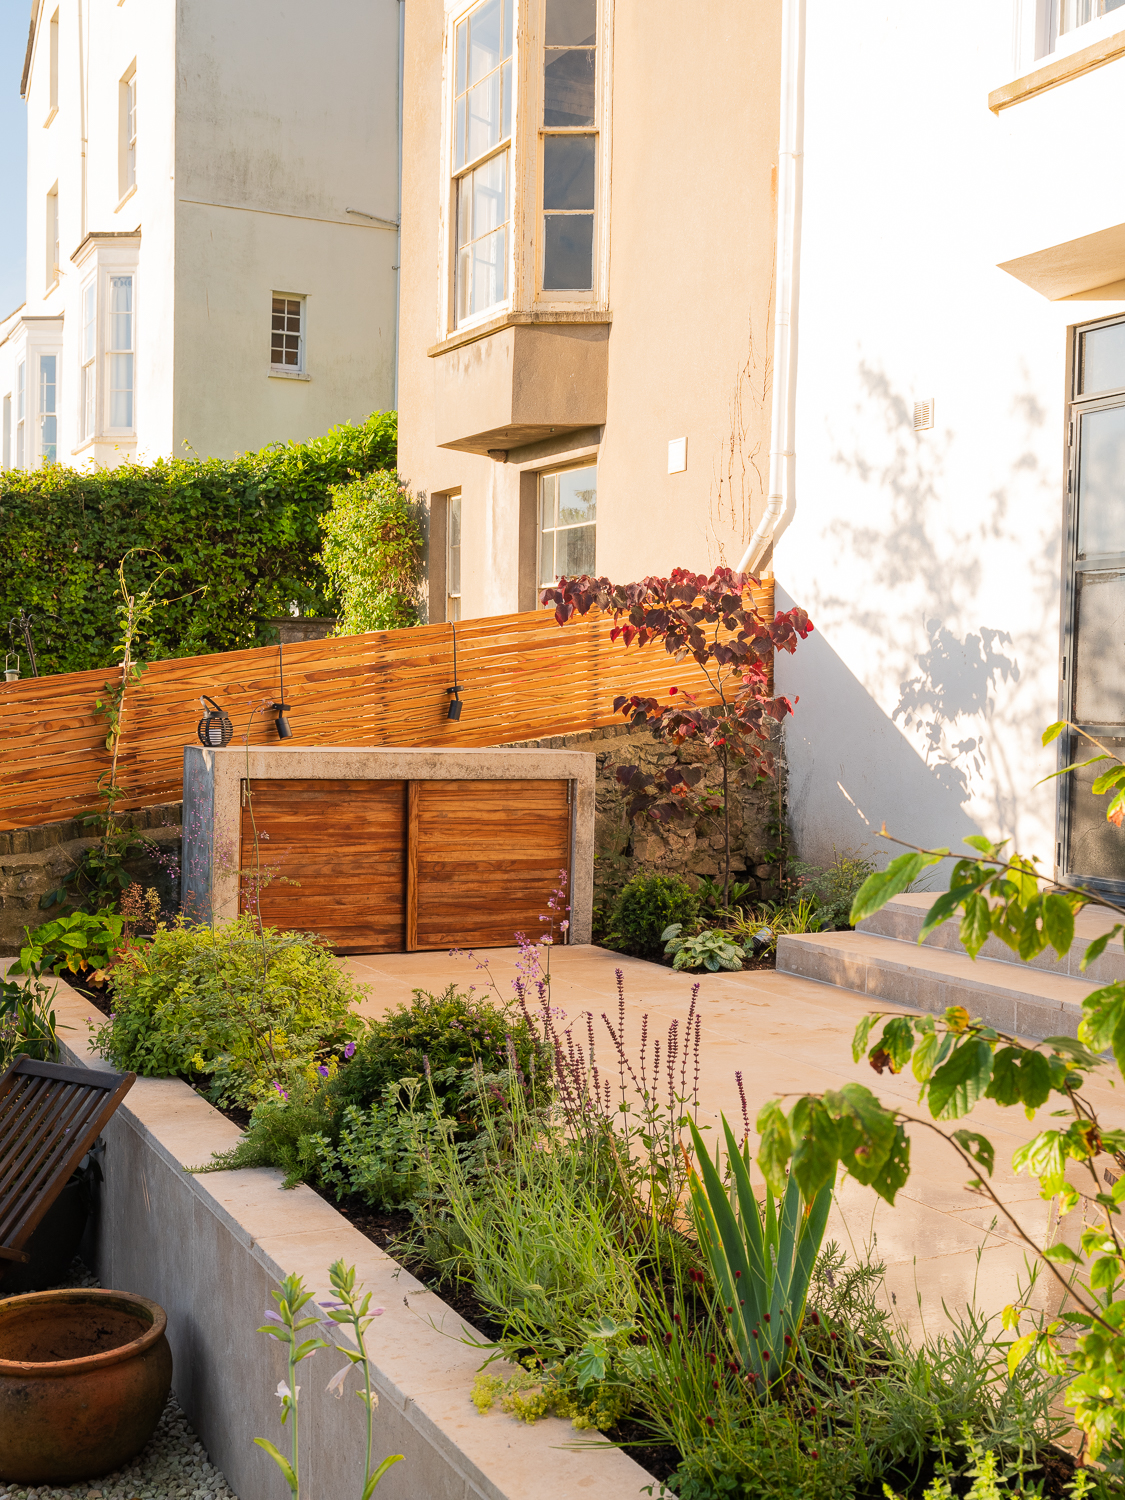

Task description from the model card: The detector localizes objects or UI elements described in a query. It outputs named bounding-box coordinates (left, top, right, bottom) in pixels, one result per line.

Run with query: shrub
left=604, top=873, right=700, bottom=960
left=319, top=470, right=424, bottom=633
left=328, top=983, right=548, bottom=1133
left=199, top=985, right=549, bottom=1201
left=92, top=917, right=366, bottom=1107
left=0, top=410, right=396, bottom=675
left=789, top=845, right=877, bottom=931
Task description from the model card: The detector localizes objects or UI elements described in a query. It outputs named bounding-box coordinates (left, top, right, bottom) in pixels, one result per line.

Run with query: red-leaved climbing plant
left=541, top=567, right=814, bottom=901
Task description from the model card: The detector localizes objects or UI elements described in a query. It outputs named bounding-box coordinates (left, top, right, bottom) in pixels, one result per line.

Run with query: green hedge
left=0, top=411, right=396, bottom=675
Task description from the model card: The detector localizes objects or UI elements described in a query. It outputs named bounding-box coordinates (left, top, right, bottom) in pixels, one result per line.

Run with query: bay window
left=108, top=274, right=135, bottom=430
left=453, top=0, right=513, bottom=326
left=539, top=464, right=596, bottom=590
left=15, top=361, right=25, bottom=468
left=81, top=279, right=96, bottom=440
left=541, top=0, right=597, bottom=292
left=39, top=355, right=57, bottom=462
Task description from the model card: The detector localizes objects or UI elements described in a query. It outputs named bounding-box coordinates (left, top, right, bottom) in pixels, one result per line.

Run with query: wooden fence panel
left=0, top=581, right=774, bottom=830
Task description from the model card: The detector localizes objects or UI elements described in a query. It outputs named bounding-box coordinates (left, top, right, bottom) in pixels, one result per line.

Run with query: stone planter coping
left=47, top=980, right=657, bottom=1500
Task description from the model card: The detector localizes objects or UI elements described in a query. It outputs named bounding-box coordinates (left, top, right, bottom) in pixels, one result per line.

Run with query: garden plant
left=544, top=567, right=813, bottom=905
left=319, top=470, right=425, bottom=633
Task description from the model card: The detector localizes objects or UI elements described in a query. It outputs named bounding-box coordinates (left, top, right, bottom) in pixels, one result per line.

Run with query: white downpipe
left=393, top=0, right=405, bottom=411
left=737, top=0, right=804, bottom=577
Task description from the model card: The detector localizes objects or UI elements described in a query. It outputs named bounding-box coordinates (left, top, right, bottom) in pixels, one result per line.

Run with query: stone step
left=859, top=892, right=1125, bottom=985
left=776, top=929, right=1096, bottom=1041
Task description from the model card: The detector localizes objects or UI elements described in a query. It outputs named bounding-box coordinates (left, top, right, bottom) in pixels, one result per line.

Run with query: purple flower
left=344, top=1041, right=356, bottom=1059
left=317, top=1065, right=329, bottom=1078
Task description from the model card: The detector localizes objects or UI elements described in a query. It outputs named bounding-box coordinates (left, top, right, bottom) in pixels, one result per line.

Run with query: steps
left=775, top=893, right=1125, bottom=1041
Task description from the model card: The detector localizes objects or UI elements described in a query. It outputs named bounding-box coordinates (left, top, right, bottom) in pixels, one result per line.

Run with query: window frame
left=105, top=271, right=137, bottom=436
left=1056, top=312, right=1125, bottom=893
left=1032, top=0, right=1125, bottom=60
left=270, top=293, right=307, bottom=376
left=119, top=64, right=137, bottom=202
left=2, top=393, right=10, bottom=470
left=537, top=460, right=597, bottom=594
left=46, top=185, right=59, bottom=289
left=447, top=494, right=463, bottom=621
left=80, top=276, right=97, bottom=443
left=38, top=353, right=58, bottom=464
left=45, top=8, right=59, bottom=125
left=15, top=360, right=25, bottom=469
left=535, top=0, right=603, bottom=304
left=447, top=0, right=516, bottom=333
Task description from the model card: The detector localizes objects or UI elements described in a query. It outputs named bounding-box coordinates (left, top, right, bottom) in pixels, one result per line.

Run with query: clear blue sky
left=0, top=0, right=27, bottom=319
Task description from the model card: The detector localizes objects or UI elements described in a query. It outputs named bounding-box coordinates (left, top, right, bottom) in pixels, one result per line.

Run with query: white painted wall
left=774, top=4, right=1125, bottom=875
left=0, top=0, right=398, bottom=471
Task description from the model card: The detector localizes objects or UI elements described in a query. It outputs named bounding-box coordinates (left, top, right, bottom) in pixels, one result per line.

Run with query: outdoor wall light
left=446, top=620, right=463, bottom=721
left=197, top=695, right=234, bottom=747
left=273, top=642, right=293, bottom=739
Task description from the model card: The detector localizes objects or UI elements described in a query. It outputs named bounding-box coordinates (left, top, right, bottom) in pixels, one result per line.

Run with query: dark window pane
left=543, top=213, right=593, bottom=289
left=544, top=47, right=595, bottom=127
left=272, top=297, right=284, bottom=313
left=1081, top=321, right=1125, bottom=396
left=1077, top=405, right=1125, bottom=558
left=545, top=0, right=596, bottom=46
left=272, top=314, right=285, bottom=331
left=1068, top=736, right=1125, bottom=883
left=285, top=349, right=298, bottom=366
left=469, top=0, right=501, bottom=85
left=1075, top=569, right=1125, bottom=724
left=543, top=135, right=595, bottom=210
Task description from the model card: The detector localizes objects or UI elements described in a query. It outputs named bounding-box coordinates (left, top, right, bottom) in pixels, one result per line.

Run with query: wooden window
left=271, top=295, right=304, bottom=371
left=119, top=65, right=137, bottom=199
left=15, top=362, right=24, bottom=468
left=108, top=275, right=135, bottom=430
left=46, top=10, right=58, bottom=123
left=45, top=186, right=59, bottom=288
left=539, top=463, right=596, bottom=589
left=452, top=0, right=514, bottom=326
left=80, top=279, right=96, bottom=441
left=447, top=495, right=462, bottom=620
left=541, top=0, right=597, bottom=291
left=2, top=394, right=10, bottom=470
left=39, top=355, right=57, bottom=463
left=239, top=777, right=572, bottom=953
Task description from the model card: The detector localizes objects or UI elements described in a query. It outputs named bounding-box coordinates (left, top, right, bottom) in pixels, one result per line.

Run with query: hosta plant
left=662, top=923, right=746, bottom=972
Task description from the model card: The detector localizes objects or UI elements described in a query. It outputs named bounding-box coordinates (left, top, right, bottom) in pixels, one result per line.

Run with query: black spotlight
left=273, top=642, right=293, bottom=739
left=197, top=695, right=234, bottom=747
left=446, top=621, right=463, bottom=721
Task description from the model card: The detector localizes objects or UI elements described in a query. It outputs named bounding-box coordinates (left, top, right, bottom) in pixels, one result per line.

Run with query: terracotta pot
left=0, top=1288, right=173, bottom=1484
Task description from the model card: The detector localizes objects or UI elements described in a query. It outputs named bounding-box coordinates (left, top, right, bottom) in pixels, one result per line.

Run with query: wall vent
left=913, top=398, right=934, bottom=432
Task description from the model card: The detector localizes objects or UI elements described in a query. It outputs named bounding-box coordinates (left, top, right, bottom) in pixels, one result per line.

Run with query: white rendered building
left=0, top=0, right=401, bottom=471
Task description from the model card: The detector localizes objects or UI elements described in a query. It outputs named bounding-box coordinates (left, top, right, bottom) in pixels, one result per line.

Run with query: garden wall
left=50, top=984, right=656, bottom=1500
left=0, top=804, right=182, bottom=954
left=0, top=720, right=787, bottom=953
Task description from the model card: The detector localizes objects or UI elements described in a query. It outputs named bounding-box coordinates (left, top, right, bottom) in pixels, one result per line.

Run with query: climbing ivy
left=0, top=411, right=396, bottom=675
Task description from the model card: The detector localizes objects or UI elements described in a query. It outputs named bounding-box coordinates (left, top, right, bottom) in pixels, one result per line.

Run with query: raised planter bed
left=50, top=982, right=656, bottom=1500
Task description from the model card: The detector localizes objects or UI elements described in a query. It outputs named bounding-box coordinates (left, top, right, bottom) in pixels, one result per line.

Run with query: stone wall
left=502, top=721, right=788, bottom=921
left=0, top=723, right=785, bottom=951
left=0, top=804, right=182, bottom=954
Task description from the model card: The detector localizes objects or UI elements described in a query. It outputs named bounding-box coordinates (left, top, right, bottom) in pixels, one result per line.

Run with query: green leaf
left=1038, top=755, right=1109, bottom=784
left=363, top=1454, right=405, bottom=1497
left=1089, top=1255, right=1121, bottom=1291
left=1092, top=765, right=1125, bottom=795
left=1042, top=893, right=1075, bottom=959
left=1018, top=1050, right=1052, bottom=1111
left=1081, top=927, right=1123, bottom=973
left=963, top=834, right=997, bottom=854
left=951, top=1129, right=995, bottom=1176
left=253, top=1439, right=299, bottom=1494
left=574, top=1342, right=608, bottom=1389
left=1042, top=721, right=1067, bottom=746
left=756, top=1099, right=792, bottom=1195
left=852, top=1013, right=876, bottom=1064
left=866, top=1121, right=910, bottom=1205
left=789, top=1096, right=840, bottom=1200
left=959, top=892, right=992, bottom=958
left=1079, top=982, right=1125, bottom=1053
left=918, top=884, right=980, bottom=944
left=849, top=851, right=944, bottom=926
left=877, top=1017, right=915, bottom=1073
left=986, top=1047, right=1022, bottom=1107
left=912, top=1028, right=942, bottom=1084
left=1007, top=1331, right=1036, bottom=1377
left=1040, top=1242, right=1081, bottom=1264
left=927, top=1038, right=993, bottom=1120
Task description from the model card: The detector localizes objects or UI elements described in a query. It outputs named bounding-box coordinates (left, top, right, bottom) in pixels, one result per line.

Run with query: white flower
left=327, top=1365, right=350, bottom=1398
left=276, top=1380, right=299, bottom=1403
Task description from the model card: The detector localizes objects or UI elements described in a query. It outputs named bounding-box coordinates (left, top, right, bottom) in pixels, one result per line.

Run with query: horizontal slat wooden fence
left=0, top=581, right=773, bottom=829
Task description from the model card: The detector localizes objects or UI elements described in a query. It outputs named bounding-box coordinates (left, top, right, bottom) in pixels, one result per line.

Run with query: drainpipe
left=393, top=0, right=405, bottom=411
left=737, top=0, right=805, bottom=577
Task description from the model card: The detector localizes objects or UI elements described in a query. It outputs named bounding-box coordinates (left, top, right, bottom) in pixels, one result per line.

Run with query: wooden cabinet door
left=239, top=779, right=407, bottom=952
left=408, top=779, right=571, bottom=951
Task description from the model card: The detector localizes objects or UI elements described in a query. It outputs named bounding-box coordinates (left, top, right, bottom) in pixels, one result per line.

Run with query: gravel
left=0, top=1262, right=239, bottom=1500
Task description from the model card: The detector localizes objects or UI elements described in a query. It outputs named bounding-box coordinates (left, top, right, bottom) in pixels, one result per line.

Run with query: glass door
left=1061, top=317, right=1125, bottom=890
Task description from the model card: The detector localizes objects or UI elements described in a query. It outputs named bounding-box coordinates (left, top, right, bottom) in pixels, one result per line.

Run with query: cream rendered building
left=0, top=0, right=401, bottom=471
left=773, top=2, right=1125, bottom=893
left=398, top=0, right=781, bottom=621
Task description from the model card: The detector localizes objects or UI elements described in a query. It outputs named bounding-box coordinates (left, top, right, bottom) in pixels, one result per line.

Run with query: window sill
left=428, top=308, right=612, bottom=359
left=114, top=184, right=138, bottom=215
left=43, top=106, right=57, bottom=128
left=989, top=27, right=1125, bottom=112
left=268, top=369, right=311, bottom=381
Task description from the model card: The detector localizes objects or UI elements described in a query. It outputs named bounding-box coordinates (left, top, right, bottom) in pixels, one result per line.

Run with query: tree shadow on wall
left=775, top=603, right=985, bottom=875
left=789, top=358, right=1061, bottom=848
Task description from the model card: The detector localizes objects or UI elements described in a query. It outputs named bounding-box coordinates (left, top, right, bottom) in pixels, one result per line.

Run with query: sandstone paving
left=341, top=943, right=1125, bottom=1343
